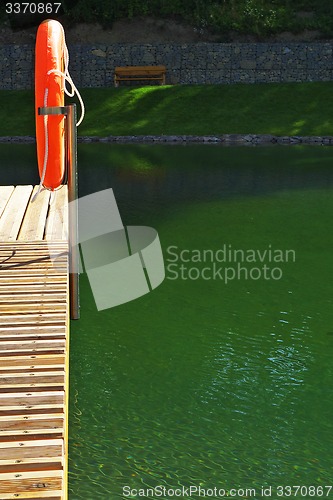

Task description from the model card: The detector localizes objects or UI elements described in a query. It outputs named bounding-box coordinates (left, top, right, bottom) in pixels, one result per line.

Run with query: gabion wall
left=0, top=42, right=332, bottom=89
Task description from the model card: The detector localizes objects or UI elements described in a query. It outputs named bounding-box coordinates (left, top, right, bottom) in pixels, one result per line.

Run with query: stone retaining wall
left=0, top=41, right=332, bottom=89
left=1, top=134, right=332, bottom=146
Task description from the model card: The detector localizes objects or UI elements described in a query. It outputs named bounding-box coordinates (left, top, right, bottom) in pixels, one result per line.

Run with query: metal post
left=38, top=103, right=80, bottom=319
left=67, top=104, right=80, bottom=319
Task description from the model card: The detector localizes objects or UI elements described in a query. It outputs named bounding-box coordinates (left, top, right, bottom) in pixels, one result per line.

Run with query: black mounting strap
left=38, top=106, right=68, bottom=116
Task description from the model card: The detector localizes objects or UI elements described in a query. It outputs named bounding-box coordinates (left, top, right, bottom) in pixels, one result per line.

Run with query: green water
left=2, top=144, right=332, bottom=499
left=66, top=145, right=333, bottom=499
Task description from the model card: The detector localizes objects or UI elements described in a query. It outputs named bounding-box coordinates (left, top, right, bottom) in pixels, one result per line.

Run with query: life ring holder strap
left=38, top=106, right=67, bottom=116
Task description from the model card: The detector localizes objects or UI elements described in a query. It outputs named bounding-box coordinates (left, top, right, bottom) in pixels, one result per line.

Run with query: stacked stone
left=0, top=44, right=34, bottom=89
left=1, top=134, right=333, bottom=145
left=0, top=42, right=332, bottom=89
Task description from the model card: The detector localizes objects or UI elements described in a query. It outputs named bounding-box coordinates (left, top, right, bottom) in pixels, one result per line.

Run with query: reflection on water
left=76, top=144, right=333, bottom=201
left=4, top=144, right=331, bottom=499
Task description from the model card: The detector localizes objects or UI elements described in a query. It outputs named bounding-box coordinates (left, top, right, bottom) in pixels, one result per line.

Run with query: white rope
left=41, top=87, right=49, bottom=187
left=47, top=68, right=85, bottom=126
left=47, top=24, right=85, bottom=126
left=32, top=87, right=49, bottom=201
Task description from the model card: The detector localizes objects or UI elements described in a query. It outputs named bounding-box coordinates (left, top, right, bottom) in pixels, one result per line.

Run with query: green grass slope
left=0, top=82, right=332, bottom=137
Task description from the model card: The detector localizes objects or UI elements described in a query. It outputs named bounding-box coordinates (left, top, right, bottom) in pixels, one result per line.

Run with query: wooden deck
left=0, top=186, right=69, bottom=500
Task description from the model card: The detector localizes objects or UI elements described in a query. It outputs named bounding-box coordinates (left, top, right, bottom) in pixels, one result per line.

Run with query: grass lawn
left=0, top=82, right=332, bottom=137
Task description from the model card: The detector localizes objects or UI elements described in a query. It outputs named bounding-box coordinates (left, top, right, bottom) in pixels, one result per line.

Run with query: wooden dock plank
left=0, top=372, right=64, bottom=380
left=0, top=469, right=63, bottom=480
left=0, top=339, right=65, bottom=349
left=0, top=316, right=66, bottom=327
left=0, top=438, right=63, bottom=452
left=0, top=416, right=64, bottom=431
left=0, top=494, right=62, bottom=499
left=0, top=457, right=62, bottom=474
left=0, top=186, right=33, bottom=241
left=0, top=355, right=65, bottom=368
left=0, top=330, right=65, bottom=339
left=0, top=385, right=64, bottom=394
left=0, top=291, right=67, bottom=299
left=0, top=294, right=66, bottom=302
left=0, top=392, right=64, bottom=406
left=0, top=430, right=63, bottom=441
left=0, top=306, right=67, bottom=316
left=0, top=493, right=62, bottom=499
left=18, top=187, right=51, bottom=241
left=0, top=492, right=62, bottom=499
left=0, top=406, right=64, bottom=416
left=44, top=188, right=68, bottom=241
left=0, top=331, right=66, bottom=338
left=0, top=476, right=62, bottom=494
left=0, top=455, right=62, bottom=464
left=0, top=187, right=15, bottom=218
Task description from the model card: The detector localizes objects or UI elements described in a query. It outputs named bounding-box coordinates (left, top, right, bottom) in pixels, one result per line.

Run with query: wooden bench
left=114, top=65, right=166, bottom=87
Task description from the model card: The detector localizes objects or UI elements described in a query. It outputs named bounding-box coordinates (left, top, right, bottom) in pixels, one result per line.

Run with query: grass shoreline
left=0, top=82, right=332, bottom=138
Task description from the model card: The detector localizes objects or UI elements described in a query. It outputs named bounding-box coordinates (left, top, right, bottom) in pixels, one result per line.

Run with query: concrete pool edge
left=1, top=134, right=333, bottom=146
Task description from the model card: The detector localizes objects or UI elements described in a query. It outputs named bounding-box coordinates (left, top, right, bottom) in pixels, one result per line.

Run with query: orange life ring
left=35, top=19, right=65, bottom=191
